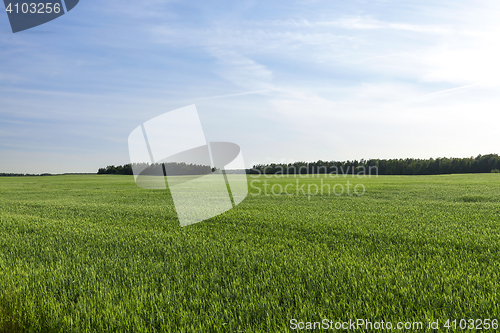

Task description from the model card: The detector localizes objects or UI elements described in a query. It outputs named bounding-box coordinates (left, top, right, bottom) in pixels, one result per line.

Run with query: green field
left=0, top=174, right=499, bottom=332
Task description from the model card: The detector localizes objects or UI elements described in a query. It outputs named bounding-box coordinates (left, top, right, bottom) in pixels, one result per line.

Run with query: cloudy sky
left=1, top=0, right=500, bottom=173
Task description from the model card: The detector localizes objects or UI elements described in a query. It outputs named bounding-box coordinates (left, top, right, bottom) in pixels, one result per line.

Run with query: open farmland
left=0, top=174, right=499, bottom=332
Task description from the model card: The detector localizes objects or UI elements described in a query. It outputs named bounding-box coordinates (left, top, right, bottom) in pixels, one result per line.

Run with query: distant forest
left=97, top=154, right=500, bottom=176
left=250, top=154, right=500, bottom=175
left=97, top=163, right=213, bottom=176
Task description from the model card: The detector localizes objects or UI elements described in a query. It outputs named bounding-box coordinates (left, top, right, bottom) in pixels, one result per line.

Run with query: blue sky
left=1, top=0, right=500, bottom=173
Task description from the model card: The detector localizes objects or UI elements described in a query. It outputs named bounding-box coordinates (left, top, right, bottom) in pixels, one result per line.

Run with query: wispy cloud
left=264, top=16, right=453, bottom=34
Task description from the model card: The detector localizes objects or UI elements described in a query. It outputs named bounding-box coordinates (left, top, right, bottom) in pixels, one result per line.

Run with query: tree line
left=248, top=154, right=500, bottom=175
left=97, top=163, right=213, bottom=176
left=97, top=154, right=500, bottom=176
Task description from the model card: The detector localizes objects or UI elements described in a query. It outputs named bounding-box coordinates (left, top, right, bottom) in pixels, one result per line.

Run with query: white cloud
left=422, top=29, right=500, bottom=86
left=147, top=4, right=500, bottom=162
left=208, top=50, right=274, bottom=90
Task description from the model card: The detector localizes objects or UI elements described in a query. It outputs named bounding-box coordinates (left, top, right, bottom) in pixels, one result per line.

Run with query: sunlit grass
left=0, top=174, right=499, bottom=332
